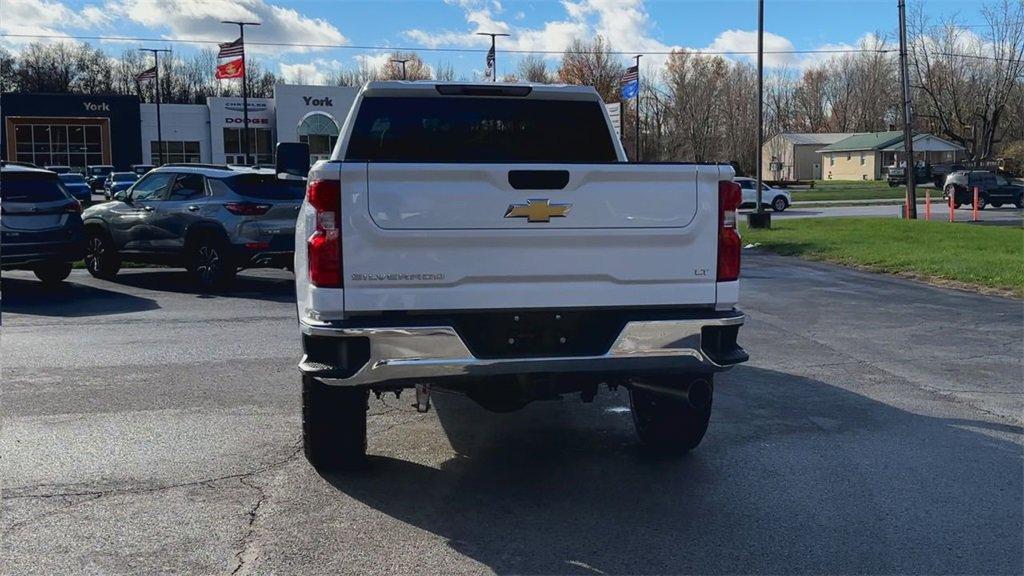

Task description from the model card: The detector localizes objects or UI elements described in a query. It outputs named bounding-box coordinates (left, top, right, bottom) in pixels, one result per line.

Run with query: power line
left=1, top=32, right=1019, bottom=62
left=0, top=32, right=893, bottom=56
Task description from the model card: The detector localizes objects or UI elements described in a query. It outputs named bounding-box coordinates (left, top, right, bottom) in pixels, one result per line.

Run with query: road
left=745, top=203, right=1023, bottom=222
left=2, top=257, right=1021, bottom=575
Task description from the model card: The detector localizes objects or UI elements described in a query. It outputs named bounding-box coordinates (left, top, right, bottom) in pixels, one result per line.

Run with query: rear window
left=59, top=174, right=87, bottom=184
left=345, top=96, right=619, bottom=163
left=970, top=172, right=996, bottom=186
left=1, top=172, right=72, bottom=202
left=219, top=174, right=306, bottom=200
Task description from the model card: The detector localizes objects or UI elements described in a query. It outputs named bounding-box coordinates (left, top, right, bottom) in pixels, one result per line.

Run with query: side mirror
left=276, top=142, right=310, bottom=178
left=113, top=190, right=129, bottom=202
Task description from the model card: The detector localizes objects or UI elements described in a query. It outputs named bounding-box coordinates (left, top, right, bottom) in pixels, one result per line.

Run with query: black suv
left=80, top=165, right=304, bottom=290
left=943, top=170, right=1023, bottom=209
left=1, top=163, right=86, bottom=283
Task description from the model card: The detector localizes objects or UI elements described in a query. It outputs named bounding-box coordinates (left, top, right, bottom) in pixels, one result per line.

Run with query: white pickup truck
left=292, top=81, right=747, bottom=471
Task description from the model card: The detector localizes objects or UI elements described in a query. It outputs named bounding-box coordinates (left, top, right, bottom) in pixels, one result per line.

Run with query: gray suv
left=81, top=164, right=304, bottom=290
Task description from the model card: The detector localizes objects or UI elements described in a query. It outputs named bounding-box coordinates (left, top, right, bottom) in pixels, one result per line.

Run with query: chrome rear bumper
left=299, top=312, right=746, bottom=387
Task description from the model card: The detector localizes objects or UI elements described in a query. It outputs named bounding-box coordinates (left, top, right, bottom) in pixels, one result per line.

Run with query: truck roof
left=360, top=81, right=602, bottom=101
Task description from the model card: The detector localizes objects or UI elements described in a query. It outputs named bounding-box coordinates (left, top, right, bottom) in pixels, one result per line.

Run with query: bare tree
left=331, top=59, right=380, bottom=87
left=0, top=47, right=15, bottom=93
left=663, top=50, right=731, bottom=162
left=557, top=36, right=624, bottom=103
left=434, top=60, right=457, bottom=81
left=380, top=51, right=431, bottom=81
left=910, top=0, right=1024, bottom=159
left=518, top=55, right=551, bottom=83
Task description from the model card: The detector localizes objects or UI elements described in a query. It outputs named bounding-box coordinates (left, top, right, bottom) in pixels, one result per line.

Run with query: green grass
left=788, top=180, right=923, bottom=202
left=742, top=217, right=1024, bottom=297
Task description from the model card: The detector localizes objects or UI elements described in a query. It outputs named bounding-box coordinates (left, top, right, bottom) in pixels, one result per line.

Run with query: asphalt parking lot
left=2, top=254, right=1022, bottom=575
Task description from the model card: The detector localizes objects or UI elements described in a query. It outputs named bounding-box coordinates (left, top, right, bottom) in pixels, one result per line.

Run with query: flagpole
left=139, top=48, right=171, bottom=166
left=476, top=32, right=509, bottom=82
left=223, top=21, right=260, bottom=165
left=634, top=54, right=642, bottom=162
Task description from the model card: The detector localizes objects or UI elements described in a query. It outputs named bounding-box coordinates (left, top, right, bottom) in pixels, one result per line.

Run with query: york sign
left=83, top=102, right=110, bottom=112
left=302, top=96, right=333, bottom=107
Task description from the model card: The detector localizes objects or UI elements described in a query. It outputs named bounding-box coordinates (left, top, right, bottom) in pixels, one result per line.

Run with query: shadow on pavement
left=324, top=366, right=1022, bottom=575
left=100, top=269, right=295, bottom=303
left=1, top=276, right=159, bottom=318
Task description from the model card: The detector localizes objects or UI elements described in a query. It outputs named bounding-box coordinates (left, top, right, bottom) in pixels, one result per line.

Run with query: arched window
left=297, top=112, right=339, bottom=158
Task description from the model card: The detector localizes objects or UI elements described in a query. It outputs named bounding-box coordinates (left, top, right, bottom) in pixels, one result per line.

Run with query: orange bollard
left=925, top=190, right=931, bottom=221
left=949, top=191, right=955, bottom=222
left=973, top=186, right=979, bottom=222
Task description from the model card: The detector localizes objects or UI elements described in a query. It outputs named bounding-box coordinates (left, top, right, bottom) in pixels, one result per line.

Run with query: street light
left=390, top=58, right=410, bottom=80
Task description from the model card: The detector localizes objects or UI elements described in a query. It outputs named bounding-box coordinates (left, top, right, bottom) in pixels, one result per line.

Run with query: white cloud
left=705, top=29, right=798, bottom=68
left=108, top=0, right=348, bottom=55
left=354, top=52, right=394, bottom=72
left=0, top=0, right=88, bottom=48
left=279, top=58, right=343, bottom=85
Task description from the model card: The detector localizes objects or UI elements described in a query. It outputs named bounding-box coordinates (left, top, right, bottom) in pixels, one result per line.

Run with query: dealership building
left=1, top=84, right=358, bottom=169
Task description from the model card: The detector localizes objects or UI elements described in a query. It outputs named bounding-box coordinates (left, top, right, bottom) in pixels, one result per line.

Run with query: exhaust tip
left=687, top=378, right=713, bottom=409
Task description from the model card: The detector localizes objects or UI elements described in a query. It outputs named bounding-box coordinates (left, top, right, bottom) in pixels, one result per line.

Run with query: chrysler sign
left=224, top=101, right=268, bottom=112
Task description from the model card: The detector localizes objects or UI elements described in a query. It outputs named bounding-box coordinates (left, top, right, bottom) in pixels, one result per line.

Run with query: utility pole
left=898, top=0, right=917, bottom=218
left=138, top=48, right=171, bottom=165
left=222, top=20, right=260, bottom=165
left=634, top=54, right=642, bottom=162
left=476, top=32, right=509, bottom=82
left=748, top=0, right=770, bottom=228
left=390, top=58, right=410, bottom=80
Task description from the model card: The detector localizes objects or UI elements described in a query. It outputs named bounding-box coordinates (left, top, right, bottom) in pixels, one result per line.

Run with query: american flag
left=218, top=37, right=244, bottom=59
left=620, top=65, right=639, bottom=86
left=485, top=44, right=495, bottom=77
left=135, top=66, right=157, bottom=81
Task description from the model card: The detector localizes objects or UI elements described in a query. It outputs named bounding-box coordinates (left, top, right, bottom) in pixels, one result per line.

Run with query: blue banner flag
left=620, top=65, right=639, bottom=99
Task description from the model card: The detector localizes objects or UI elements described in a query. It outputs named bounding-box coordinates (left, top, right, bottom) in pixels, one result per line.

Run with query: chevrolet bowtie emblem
left=504, top=199, right=572, bottom=223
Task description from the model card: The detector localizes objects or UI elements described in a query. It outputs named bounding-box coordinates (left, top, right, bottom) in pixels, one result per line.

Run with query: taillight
left=224, top=202, right=272, bottom=216
left=65, top=200, right=82, bottom=213
left=717, top=180, right=742, bottom=282
left=306, top=179, right=342, bottom=287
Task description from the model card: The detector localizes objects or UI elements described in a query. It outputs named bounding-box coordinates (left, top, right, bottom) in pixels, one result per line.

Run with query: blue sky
left=1, top=0, right=992, bottom=82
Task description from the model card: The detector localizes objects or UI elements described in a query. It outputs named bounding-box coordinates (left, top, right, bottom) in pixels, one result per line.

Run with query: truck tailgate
left=367, top=163, right=698, bottom=230
left=338, top=162, right=724, bottom=313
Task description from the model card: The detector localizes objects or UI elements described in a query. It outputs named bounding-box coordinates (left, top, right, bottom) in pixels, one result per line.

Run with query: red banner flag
left=215, top=58, right=244, bottom=79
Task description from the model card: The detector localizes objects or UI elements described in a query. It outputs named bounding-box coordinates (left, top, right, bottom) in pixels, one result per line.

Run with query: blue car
left=59, top=173, right=93, bottom=204
left=1, top=162, right=86, bottom=284
left=103, top=171, right=139, bottom=200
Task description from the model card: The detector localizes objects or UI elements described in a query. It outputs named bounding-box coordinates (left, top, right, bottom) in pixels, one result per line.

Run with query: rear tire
left=302, top=375, right=369, bottom=472
left=33, top=262, right=72, bottom=284
left=629, top=375, right=713, bottom=454
left=991, top=202, right=1003, bottom=208
left=188, top=233, right=236, bottom=291
left=84, top=229, right=121, bottom=279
